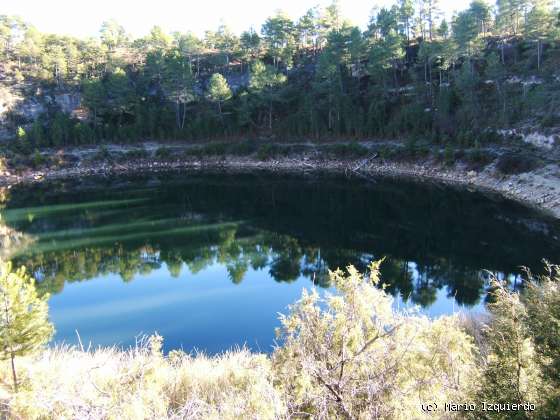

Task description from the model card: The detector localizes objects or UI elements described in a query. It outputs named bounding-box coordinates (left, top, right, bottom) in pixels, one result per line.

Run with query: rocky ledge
left=1, top=144, right=559, bottom=219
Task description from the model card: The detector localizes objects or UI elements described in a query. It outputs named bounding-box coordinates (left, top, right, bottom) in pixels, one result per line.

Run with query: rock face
left=0, top=78, right=82, bottom=140
left=53, top=92, right=82, bottom=115
left=522, top=132, right=557, bottom=150
left=0, top=85, right=20, bottom=115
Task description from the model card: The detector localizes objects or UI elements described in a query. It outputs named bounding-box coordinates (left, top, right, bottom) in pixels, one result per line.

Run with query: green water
left=2, top=172, right=559, bottom=353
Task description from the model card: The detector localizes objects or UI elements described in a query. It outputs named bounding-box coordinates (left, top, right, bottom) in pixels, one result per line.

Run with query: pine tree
left=525, top=0, right=555, bottom=70
left=261, top=12, right=296, bottom=68
left=207, top=73, right=232, bottom=118
left=162, top=49, right=194, bottom=130
left=453, top=8, right=483, bottom=57
left=496, top=0, right=531, bottom=36
left=0, top=262, right=54, bottom=392
left=28, top=120, right=45, bottom=146
left=477, top=279, right=542, bottom=409
left=469, top=0, right=493, bottom=37
left=399, top=0, right=415, bottom=43
left=425, top=0, right=443, bottom=41
left=100, top=19, right=127, bottom=52
left=16, top=126, right=26, bottom=141
left=297, top=8, right=320, bottom=50
left=240, top=29, right=261, bottom=63
left=82, top=79, right=106, bottom=136
left=322, top=0, right=344, bottom=33
left=214, top=23, right=239, bottom=69
left=249, top=61, right=286, bottom=130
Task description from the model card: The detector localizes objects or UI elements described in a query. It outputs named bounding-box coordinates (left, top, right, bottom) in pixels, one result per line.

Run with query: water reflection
left=3, top=173, right=559, bottom=312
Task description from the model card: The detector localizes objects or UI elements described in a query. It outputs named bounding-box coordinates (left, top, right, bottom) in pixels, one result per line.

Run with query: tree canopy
left=0, top=0, right=558, bottom=145
left=0, top=261, right=53, bottom=391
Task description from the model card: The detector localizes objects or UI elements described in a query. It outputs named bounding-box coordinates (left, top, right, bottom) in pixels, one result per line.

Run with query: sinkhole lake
left=3, top=172, right=560, bottom=354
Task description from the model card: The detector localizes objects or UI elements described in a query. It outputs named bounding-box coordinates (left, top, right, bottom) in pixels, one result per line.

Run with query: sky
left=3, top=0, right=472, bottom=38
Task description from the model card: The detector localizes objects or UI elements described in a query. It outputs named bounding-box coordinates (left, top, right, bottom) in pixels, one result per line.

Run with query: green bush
left=464, top=148, right=496, bottom=169
left=200, top=142, right=228, bottom=156
left=155, top=147, right=173, bottom=159
left=31, top=150, right=45, bottom=169
left=10, top=136, right=33, bottom=156
left=495, top=153, right=540, bottom=175
left=378, top=145, right=402, bottom=160
left=228, top=140, right=258, bottom=156
left=444, top=143, right=455, bottom=166
left=479, top=130, right=504, bottom=144
left=123, top=148, right=149, bottom=160
left=476, top=264, right=560, bottom=418
left=540, top=113, right=560, bottom=128
left=92, top=146, right=112, bottom=162
left=16, top=126, right=26, bottom=141
left=323, top=142, right=369, bottom=158
left=405, top=137, right=418, bottom=156
left=256, top=143, right=282, bottom=160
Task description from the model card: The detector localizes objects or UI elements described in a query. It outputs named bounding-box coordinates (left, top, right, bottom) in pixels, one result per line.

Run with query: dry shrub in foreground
left=273, top=261, right=479, bottom=419
left=0, top=262, right=479, bottom=419
left=3, top=337, right=282, bottom=419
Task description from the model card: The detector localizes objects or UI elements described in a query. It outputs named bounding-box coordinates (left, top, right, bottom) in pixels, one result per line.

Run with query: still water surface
left=3, top=172, right=560, bottom=353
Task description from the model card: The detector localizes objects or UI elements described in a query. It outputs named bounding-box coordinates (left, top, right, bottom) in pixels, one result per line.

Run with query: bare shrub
left=272, top=261, right=479, bottom=419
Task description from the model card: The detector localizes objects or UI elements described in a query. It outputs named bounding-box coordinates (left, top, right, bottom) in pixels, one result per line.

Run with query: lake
left=2, top=172, right=560, bottom=354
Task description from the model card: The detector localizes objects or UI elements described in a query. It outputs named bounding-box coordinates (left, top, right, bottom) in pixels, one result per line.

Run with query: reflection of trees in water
left=268, top=235, right=302, bottom=283
left=9, top=220, right=522, bottom=309
left=0, top=187, right=36, bottom=260
left=6, top=173, right=560, bottom=309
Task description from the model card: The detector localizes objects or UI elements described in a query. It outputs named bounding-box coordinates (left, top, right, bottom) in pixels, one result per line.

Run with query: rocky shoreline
left=1, top=151, right=559, bottom=219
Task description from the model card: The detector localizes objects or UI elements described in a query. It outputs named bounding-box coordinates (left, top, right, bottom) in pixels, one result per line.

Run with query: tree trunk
left=429, top=59, right=433, bottom=104
left=175, top=100, right=180, bottom=129
left=268, top=100, right=273, bottom=131
left=501, top=42, right=505, bottom=64
left=181, top=102, right=187, bottom=130
left=10, top=352, right=17, bottom=393
left=537, top=40, right=541, bottom=71
left=406, top=21, right=410, bottom=45
left=496, top=81, right=506, bottom=122
left=503, top=88, right=507, bottom=120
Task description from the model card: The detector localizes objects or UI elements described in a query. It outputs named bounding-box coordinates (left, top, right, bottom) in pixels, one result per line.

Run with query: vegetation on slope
left=0, top=259, right=558, bottom=418
left=0, top=0, right=559, bottom=154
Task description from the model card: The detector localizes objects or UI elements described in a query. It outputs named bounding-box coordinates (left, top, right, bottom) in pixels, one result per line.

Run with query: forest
left=0, top=0, right=559, bottom=150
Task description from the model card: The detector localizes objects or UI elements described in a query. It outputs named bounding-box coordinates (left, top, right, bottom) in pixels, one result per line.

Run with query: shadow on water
left=1, top=172, right=559, bottom=350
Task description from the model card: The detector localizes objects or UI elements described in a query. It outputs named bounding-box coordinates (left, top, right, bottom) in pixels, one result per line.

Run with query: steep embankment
left=1, top=139, right=559, bottom=219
